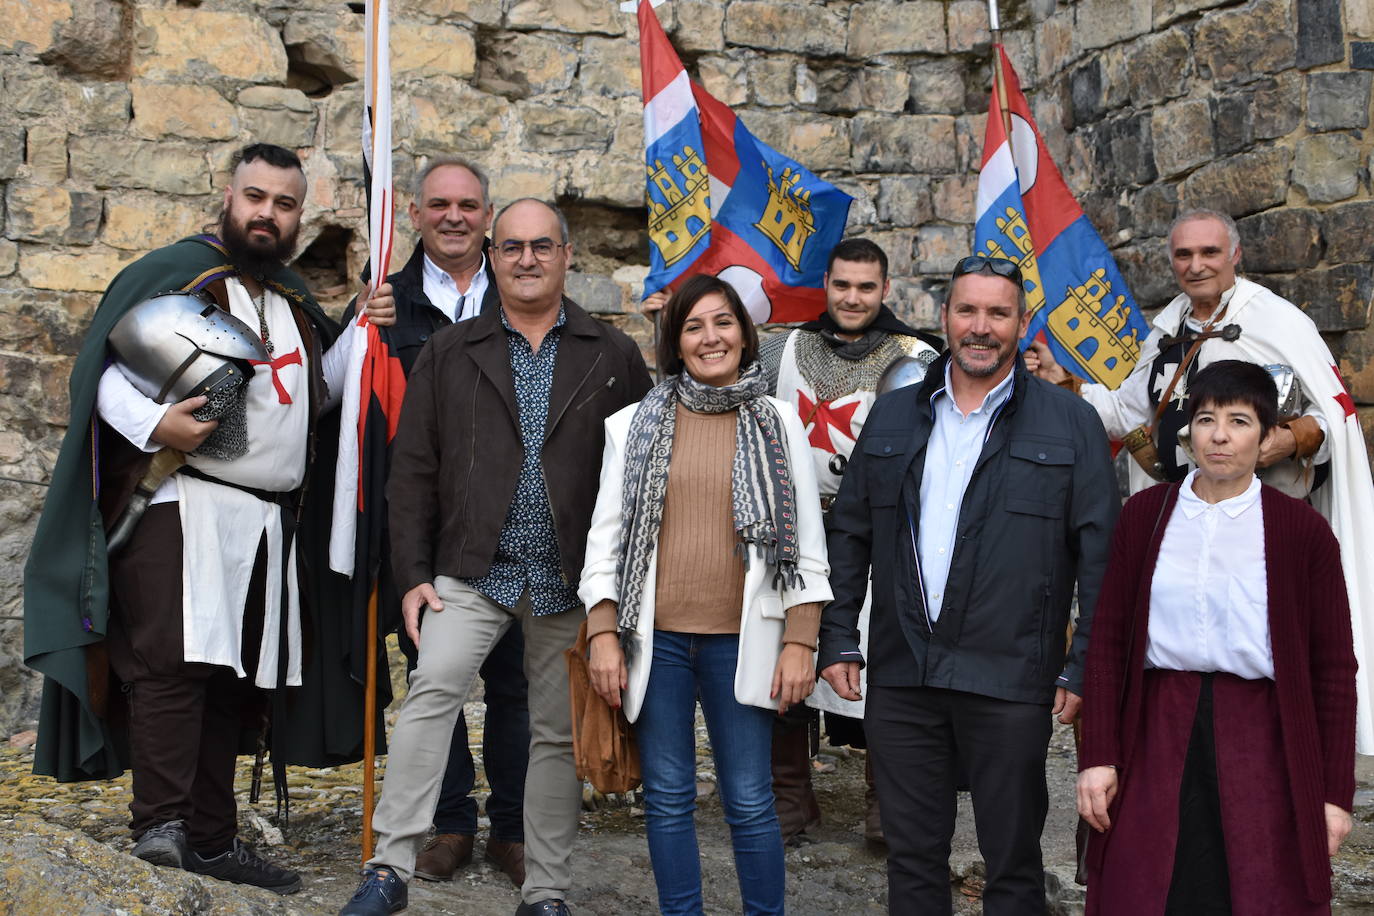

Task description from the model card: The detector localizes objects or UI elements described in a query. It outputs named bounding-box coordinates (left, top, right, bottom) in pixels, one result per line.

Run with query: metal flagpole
left=987, top=0, right=1014, bottom=147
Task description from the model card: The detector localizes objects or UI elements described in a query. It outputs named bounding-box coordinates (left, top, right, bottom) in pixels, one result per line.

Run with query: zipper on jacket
left=573, top=375, right=616, bottom=413
left=547, top=352, right=604, bottom=436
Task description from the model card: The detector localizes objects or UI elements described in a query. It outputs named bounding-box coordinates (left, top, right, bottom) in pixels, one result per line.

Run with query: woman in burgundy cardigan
left=1077, top=360, right=1357, bottom=914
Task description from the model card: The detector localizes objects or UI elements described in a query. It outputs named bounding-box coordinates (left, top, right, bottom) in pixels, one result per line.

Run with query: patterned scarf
left=614, top=361, right=802, bottom=653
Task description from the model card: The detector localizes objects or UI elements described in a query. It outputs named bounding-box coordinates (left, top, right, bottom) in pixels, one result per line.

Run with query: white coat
left=578, top=395, right=834, bottom=724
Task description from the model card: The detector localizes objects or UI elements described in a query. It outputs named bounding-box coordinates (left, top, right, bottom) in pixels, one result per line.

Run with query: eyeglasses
left=495, top=238, right=565, bottom=262
left=952, top=255, right=1024, bottom=286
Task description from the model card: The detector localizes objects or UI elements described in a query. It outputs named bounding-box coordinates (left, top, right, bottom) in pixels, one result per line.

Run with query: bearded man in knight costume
left=23, top=143, right=393, bottom=894
left=758, top=237, right=942, bottom=845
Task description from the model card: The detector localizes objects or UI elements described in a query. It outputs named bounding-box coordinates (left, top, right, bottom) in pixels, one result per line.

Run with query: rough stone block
left=1307, top=72, right=1372, bottom=130
left=833, top=178, right=876, bottom=227
left=102, top=194, right=208, bottom=252
left=1322, top=201, right=1374, bottom=265
left=1111, top=240, right=1177, bottom=309
left=947, top=0, right=989, bottom=53
left=1236, top=208, right=1321, bottom=272
left=1080, top=190, right=1126, bottom=243
left=877, top=176, right=933, bottom=226
left=794, top=64, right=818, bottom=105
left=1195, top=0, right=1295, bottom=85
left=520, top=105, right=612, bottom=154
left=509, top=0, right=627, bottom=36
left=408, top=80, right=509, bottom=155
left=5, top=72, right=131, bottom=132
left=664, top=0, right=726, bottom=53
left=750, top=56, right=797, bottom=107
left=1353, top=42, right=1374, bottom=69
left=907, top=59, right=966, bottom=114
left=1251, top=72, right=1303, bottom=139
left=4, top=185, right=100, bottom=246
left=846, top=1, right=945, bottom=57
left=492, top=32, right=579, bottom=95
left=283, top=11, right=364, bottom=83
left=698, top=57, right=749, bottom=107
left=580, top=36, right=641, bottom=98
left=134, top=9, right=288, bottom=84
left=0, top=240, right=16, bottom=276
left=566, top=271, right=627, bottom=313
left=1092, top=113, right=1156, bottom=187
left=69, top=136, right=209, bottom=195
left=1151, top=99, right=1214, bottom=178
left=1069, top=60, right=1105, bottom=128
left=1154, top=0, right=1242, bottom=28
left=1296, top=0, right=1345, bottom=69
left=1336, top=332, right=1374, bottom=405
left=866, top=228, right=916, bottom=277
left=931, top=174, right=977, bottom=224
left=1075, top=0, right=1152, bottom=51
left=22, top=244, right=137, bottom=293
left=1132, top=183, right=1179, bottom=239
left=132, top=83, right=238, bottom=141
left=391, top=22, right=477, bottom=80
left=3, top=0, right=69, bottom=55
left=783, top=116, right=851, bottom=172
left=396, top=0, right=502, bottom=26
left=0, top=124, right=22, bottom=182
left=24, top=125, right=67, bottom=184
left=1293, top=133, right=1360, bottom=203
left=1178, top=145, right=1290, bottom=217
left=726, top=2, right=846, bottom=56
left=1213, top=94, right=1254, bottom=156
left=1127, top=30, right=1191, bottom=106
left=815, top=68, right=910, bottom=113
left=915, top=224, right=968, bottom=274
left=237, top=88, right=319, bottom=149
left=852, top=115, right=957, bottom=173
left=1034, top=7, right=1075, bottom=81
left=489, top=163, right=559, bottom=204
left=1272, top=264, right=1374, bottom=332
left=1351, top=0, right=1374, bottom=38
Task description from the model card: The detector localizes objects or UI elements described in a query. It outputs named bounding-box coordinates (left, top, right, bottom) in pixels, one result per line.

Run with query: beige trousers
left=368, top=577, right=583, bottom=903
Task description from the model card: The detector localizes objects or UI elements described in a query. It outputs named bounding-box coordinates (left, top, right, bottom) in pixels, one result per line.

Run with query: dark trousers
left=1165, top=674, right=1232, bottom=914
left=400, top=622, right=530, bottom=841
left=106, top=504, right=268, bottom=853
left=865, top=685, right=1051, bottom=916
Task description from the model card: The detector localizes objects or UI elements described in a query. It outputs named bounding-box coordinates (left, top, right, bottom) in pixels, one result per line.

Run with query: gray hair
left=1169, top=208, right=1240, bottom=258
left=493, top=197, right=571, bottom=244
left=411, top=157, right=491, bottom=206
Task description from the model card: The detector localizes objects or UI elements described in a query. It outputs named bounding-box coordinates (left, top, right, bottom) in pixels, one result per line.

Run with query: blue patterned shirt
left=463, top=306, right=582, bottom=616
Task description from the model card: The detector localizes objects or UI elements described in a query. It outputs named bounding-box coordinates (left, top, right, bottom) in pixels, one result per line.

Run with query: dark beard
left=219, top=214, right=297, bottom=279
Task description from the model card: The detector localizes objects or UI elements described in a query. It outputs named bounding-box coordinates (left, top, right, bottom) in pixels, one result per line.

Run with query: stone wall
left=1, top=0, right=1371, bottom=731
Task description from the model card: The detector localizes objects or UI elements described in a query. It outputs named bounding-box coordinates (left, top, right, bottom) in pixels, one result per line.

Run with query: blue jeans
left=634, top=631, right=784, bottom=915
left=401, top=622, right=529, bottom=841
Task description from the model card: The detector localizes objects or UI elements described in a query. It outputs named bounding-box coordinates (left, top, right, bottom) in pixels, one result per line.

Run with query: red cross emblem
left=797, top=390, right=861, bottom=453
left=248, top=348, right=303, bottom=405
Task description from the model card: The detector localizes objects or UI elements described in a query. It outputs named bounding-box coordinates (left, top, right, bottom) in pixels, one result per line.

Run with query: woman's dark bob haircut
left=1185, top=359, right=1280, bottom=436
left=655, top=273, right=760, bottom=378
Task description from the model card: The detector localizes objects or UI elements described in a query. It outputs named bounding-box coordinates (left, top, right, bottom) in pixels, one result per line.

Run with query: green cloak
left=22, top=235, right=342, bottom=781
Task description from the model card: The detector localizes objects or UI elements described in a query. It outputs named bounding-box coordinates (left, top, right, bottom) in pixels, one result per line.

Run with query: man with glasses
left=345, top=158, right=531, bottom=888
left=818, top=255, right=1118, bottom=913
left=340, top=198, right=653, bottom=916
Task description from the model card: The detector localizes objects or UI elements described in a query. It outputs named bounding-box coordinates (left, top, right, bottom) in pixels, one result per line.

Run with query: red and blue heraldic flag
left=975, top=46, right=1149, bottom=388
left=637, top=0, right=852, bottom=324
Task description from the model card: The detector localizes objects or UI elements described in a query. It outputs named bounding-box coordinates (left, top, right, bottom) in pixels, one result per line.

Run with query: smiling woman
left=1077, top=360, right=1358, bottom=915
left=577, top=272, right=832, bottom=914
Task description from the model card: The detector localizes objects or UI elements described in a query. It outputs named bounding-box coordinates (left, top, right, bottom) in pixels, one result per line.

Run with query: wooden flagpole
left=362, top=585, right=378, bottom=863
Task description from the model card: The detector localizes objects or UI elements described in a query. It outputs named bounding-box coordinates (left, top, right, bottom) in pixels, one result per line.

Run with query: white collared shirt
left=1146, top=469, right=1273, bottom=680
left=917, top=363, right=1015, bottom=623
left=421, top=251, right=489, bottom=324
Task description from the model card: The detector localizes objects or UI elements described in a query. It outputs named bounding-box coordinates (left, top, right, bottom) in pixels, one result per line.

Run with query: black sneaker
left=132, top=820, right=188, bottom=869
left=187, top=839, right=302, bottom=895
left=514, top=900, right=571, bottom=916
left=340, top=867, right=408, bottom=915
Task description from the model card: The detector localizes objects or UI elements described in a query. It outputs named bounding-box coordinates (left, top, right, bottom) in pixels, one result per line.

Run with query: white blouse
left=1146, top=471, right=1274, bottom=681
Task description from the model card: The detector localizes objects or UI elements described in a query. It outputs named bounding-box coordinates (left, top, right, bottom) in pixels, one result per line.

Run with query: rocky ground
left=3, top=650, right=1374, bottom=915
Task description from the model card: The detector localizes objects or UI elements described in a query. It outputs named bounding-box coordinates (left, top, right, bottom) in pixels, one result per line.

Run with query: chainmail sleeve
left=756, top=330, right=792, bottom=393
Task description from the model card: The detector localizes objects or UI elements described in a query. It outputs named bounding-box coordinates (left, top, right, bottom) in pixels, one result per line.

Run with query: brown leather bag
left=565, top=620, right=641, bottom=795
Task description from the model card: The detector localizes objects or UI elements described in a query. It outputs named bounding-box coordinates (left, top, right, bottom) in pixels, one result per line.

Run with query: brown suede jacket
left=387, top=296, right=653, bottom=594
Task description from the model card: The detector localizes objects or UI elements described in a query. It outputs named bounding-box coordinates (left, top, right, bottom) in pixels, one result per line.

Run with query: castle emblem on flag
left=647, top=145, right=711, bottom=267
left=754, top=165, right=816, bottom=270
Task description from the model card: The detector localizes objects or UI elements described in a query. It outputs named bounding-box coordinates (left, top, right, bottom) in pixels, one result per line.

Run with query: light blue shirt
left=916, top=363, right=1015, bottom=623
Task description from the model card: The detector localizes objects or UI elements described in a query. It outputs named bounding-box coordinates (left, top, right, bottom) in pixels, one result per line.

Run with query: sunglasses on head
left=952, top=255, right=1024, bottom=286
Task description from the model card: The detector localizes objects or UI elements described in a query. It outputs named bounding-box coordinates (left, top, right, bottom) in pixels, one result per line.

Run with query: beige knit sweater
left=586, top=404, right=821, bottom=647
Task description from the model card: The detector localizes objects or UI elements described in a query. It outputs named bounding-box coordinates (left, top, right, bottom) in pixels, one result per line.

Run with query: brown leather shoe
left=484, top=839, right=526, bottom=888
left=413, top=833, right=474, bottom=882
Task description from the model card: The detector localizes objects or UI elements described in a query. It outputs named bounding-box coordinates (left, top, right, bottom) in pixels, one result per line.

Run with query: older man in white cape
left=1029, top=208, right=1374, bottom=755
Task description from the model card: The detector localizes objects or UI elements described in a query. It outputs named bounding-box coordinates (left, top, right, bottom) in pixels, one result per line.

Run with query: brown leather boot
left=864, top=755, right=885, bottom=846
left=484, top=838, right=526, bottom=888
left=771, top=715, right=821, bottom=845
left=413, top=833, right=474, bottom=881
